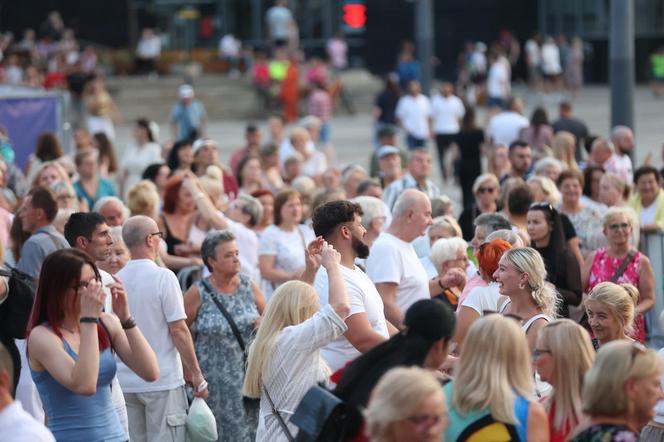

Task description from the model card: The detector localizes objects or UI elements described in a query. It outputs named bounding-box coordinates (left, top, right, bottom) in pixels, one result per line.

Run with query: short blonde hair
left=31, top=161, right=70, bottom=188
left=585, top=282, right=638, bottom=334
left=527, top=175, right=561, bottom=206
left=430, top=237, right=468, bottom=270
left=583, top=340, right=662, bottom=416
left=453, top=315, right=534, bottom=424
left=365, top=367, right=446, bottom=442
left=430, top=215, right=462, bottom=238
left=602, top=206, right=636, bottom=229
left=472, top=173, right=500, bottom=195
left=127, top=180, right=160, bottom=217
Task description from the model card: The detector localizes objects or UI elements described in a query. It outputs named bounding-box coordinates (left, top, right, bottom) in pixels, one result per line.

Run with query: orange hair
left=476, top=239, right=512, bottom=278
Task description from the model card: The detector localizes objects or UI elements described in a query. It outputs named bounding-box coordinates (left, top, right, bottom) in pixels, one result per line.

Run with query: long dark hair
left=461, top=106, right=477, bottom=131
left=333, top=300, right=455, bottom=435
left=27, top=249, right=110, bottom=351
left=35, top=132, right=64, bottom=162
left=167, top=139, right=194, bottom=172
left=528, top=202, right=566, bottom=270
left=93, top=132, right=119, bottom=174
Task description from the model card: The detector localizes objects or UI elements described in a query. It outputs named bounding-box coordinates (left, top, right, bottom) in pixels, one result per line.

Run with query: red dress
left=587, top=248, right=646, bottom=343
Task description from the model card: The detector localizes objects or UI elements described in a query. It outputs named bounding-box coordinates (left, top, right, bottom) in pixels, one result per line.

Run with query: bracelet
left=121, top=316, right=137, bottom=330
left=438, top=279, right=446, bottom=291
left=80, top=316, right=99, bottom=324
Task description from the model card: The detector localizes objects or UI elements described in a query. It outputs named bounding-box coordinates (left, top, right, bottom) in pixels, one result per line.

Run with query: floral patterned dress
left=193, top=274, right=260, bottom=441
left=570, top=424, right=637, bottom=441
left=587, top=248, right=646, bottom=343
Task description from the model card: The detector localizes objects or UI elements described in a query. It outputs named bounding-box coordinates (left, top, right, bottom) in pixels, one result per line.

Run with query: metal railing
left=641, top=232, right=664, bottom=348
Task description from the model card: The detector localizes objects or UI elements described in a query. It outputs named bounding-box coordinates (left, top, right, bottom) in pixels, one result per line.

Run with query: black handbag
left=291, top=385, right=348, bottom=442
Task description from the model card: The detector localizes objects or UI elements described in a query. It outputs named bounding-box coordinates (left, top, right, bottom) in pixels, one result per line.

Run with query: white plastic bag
left=186, top=398, right=218, bottom=442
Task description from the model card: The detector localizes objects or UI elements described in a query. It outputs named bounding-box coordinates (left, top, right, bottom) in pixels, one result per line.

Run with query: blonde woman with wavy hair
left=534, top=319, right=594, bottom=441
left=584, top=281, right=639, bottom=348
left=571, top=340, right=663, bottom=440
left=243, top=241, right=350, bottom=442
left=528, top=175, right=562, bottom=206
left=365, top=366, right=447, bottom=442
left=494, top=247, right=559, bottom=350
left=444, top=315, right=549, bottom=441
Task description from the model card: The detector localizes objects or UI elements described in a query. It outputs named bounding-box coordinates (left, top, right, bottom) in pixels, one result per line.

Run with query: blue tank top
left=443, top=381, right=530, bottom=441
left=31, top=333, right=126, bottom=442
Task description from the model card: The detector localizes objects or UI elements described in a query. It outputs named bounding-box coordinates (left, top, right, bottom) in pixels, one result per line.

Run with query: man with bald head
left=93, top=196, right=128, bottom=227
left=117, top=216, right=207, bottom=442
left=608, top=125, right=634, bottom=183
left=366, top=189, right=432, bottom=326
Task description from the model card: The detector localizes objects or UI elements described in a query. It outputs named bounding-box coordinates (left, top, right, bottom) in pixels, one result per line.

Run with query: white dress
left=120, top=142, right=162, bottom=197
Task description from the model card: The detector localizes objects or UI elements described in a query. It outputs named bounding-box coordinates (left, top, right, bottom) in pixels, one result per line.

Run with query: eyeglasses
left=608, top=223, right=630, bottom=231
left=533, top=348, right=552, bottom=359
left=477, top=187, right=496, bottom=194
left=147, top=231, right=164, bottom=239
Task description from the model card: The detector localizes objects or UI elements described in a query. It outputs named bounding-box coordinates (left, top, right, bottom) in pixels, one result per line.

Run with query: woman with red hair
left=453, top=239, right=513, bottom=352
left=27, top=248, right=158, bottom=441
left=158, top=174, right=200, bottom=263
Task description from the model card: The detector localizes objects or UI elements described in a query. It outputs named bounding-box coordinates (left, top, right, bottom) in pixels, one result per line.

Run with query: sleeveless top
left=30, top=331, right=125, bottom=442
left=193, top=274, right=260, bottom=441
left=499, top=299, right=552, bottom=332
left=443, top=381, right=530, bottom=441
left=161, top=214, right=185, bottom=256
left=588, top=248, right=645, bottom=343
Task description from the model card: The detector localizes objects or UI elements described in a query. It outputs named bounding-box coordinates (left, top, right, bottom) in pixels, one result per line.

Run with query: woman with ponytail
left=493, top=247, right=559, bottom=351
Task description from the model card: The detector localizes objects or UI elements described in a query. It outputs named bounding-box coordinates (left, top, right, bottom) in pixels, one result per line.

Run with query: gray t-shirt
left=17, top=225, right=69, bottom=278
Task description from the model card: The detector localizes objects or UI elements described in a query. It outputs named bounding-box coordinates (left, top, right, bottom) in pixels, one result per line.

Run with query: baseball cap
left=179, top=84, right=194, bottom=98
left=377, top=145, right=400, bottom=158
left=192, top=138, right=218, bottom=155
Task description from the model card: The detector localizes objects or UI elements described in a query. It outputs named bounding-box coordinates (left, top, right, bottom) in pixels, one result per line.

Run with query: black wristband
left=121, top=316, right=137, bottom=330
left=80, top=316, right=99, bottom=324
left=438, top=279, right=446, bottom=290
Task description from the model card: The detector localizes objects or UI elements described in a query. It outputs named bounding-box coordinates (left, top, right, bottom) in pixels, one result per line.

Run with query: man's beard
left=351, top=235, right=370, bottom=259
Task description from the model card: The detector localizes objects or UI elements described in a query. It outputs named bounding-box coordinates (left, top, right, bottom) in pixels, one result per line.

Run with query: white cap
left=192, top=138, right=218, bottom=155
left=179, top=84, right=194, bottom=98
left=377, top=145, right=400, bottom=158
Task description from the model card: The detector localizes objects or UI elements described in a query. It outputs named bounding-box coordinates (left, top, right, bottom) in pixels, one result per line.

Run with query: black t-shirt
left=561, top=213, right=577, bottom=241
left=374, top=90, right=399, bottom=124
left=553, top=117, right=589, bottom=150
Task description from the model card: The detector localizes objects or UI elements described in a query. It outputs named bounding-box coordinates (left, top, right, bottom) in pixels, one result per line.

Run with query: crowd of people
left=2, top=6, right=664, bottom=442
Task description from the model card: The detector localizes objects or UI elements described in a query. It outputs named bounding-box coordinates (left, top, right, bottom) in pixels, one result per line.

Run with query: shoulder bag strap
left=202, top=279, right=247, bottom=355
left=39, top=230, right=63, bottom=250
left=263, top=384, right=295, bottom=442
left=610, top=251, right=637, bottom=283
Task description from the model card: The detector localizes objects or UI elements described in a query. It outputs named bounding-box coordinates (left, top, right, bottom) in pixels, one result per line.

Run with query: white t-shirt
left=431, top=94, right=464, bottom=135
left=223, top=217, right=260, bottom=281
left=642, top=199, right=658, bottom=225
left=266, top=6, right=293, bottom=40
left=461, top=282, right=500, bottom=315
left=366, top=232, right=430, bottom=313
left=313, top=265, right=389, bottom=371
left=541, top=42, right=561, bottom=75
left=120, top=142, right=162, bottom=197
left=0, top=401, right=55, bottom=442
left=395, top=94, right=432, bottom=140
left=116, top=259, right=186, bottom=393
left=486, top=111, right=529, bottom=146
left=525, top=39, right=540, bottom=66
left=487, top=61, right=510, bottom=99
left=136, top=36, right=161, bottom=59
left=301, top=150, right=328, bottom=178
left=258, top=224, right=315, bottom=299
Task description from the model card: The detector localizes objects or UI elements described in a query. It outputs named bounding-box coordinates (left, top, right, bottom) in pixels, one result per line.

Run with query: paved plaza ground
left=108, top=72, right=664, bottom=207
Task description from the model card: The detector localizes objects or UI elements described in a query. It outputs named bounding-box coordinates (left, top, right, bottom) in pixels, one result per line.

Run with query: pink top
left=457, top=273, right=487, bottom=306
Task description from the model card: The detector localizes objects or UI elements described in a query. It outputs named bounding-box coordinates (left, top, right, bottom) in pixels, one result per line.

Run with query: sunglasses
left=477, top=187, right=496, bottom=194
left=608, top=223, right=630, bottom=231
left=529, top=202, right=554, bottom=212
left=147, top=231, right=164, bottom=239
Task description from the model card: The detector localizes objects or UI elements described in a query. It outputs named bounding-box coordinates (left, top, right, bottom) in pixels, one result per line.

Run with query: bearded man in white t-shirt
left=310, top=201, right=398, bottom=372
left=366, top=189, right=433, bottom=326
